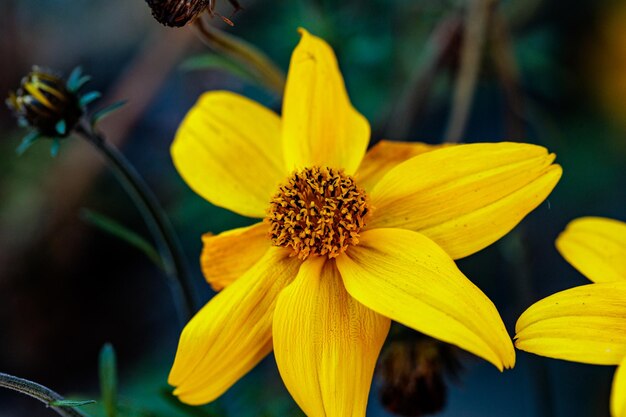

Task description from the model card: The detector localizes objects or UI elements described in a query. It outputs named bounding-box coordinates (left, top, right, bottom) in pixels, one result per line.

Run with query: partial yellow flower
left=169, top=29, right=562, bottom=414
left=516, top=217, right=626, bottom=417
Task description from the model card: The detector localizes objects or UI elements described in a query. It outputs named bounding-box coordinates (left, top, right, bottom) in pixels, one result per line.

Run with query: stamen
left=267, top=167, right=369, bottom=260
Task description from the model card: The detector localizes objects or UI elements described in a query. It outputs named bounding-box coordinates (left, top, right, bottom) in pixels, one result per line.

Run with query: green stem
left=0, top=372, right=89, bottom=417
left=192, top=17, right=286, bottom=95
left=76, top=121, right=195, bottom=325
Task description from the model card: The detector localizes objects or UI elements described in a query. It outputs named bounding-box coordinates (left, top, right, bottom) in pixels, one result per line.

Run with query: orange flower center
left=267, top=166, right=369, bottom=260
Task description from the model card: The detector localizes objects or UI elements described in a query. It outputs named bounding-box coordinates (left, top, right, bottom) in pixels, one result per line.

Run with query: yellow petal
left=515, top=282, right=626, bottom=365
left=201, top=222, right=271, bottom=291
left=168, top=247, right=301, bottom=405
left=282, top=29, right=370, bottom=174
left=612, top=357, right=626, bottom=417
left=336, top=228, right=515, bottom=371
left=367, top=142, right=561, bottom=259
left=556, top=217, right=626, bottom=283
left=356, top=140, right=442, bottom=191
left=273, top=257, right=390, bottom=416
left=171, top=91, right=285, bottom=218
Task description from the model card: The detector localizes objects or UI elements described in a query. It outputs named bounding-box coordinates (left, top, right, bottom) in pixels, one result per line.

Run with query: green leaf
left=180, top=54, right=257, bottom=85
left=56, top=119, right=67, bottom=135
left=50, top=139, right=61, bottom=157
left=91, top=100, right=128, bottom=126
left=80, top=209, right=163, bottom=269
left=49, top=399, right=97, bottom=408
left=66, top=66, right=84, bottom=92
left=76, top=75, right=93, bottom=90
left=16, top=131, right=41, bottom=155
left=99, top=343, right=118, bottom=417
left=80, top=91, right=102, bottom=108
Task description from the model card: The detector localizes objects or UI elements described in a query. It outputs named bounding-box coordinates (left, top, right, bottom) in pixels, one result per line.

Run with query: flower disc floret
left=267, top=166, right=369, bottom=260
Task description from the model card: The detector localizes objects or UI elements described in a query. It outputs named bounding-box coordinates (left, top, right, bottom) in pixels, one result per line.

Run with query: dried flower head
left=379, top=336, right=462, bottom=417
left=145, top=0, right=209, bottom=27
left=145, top=0, right=242, bottom=27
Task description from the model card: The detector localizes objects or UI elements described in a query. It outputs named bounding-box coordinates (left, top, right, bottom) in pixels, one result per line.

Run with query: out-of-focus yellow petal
left=556, top=217, right=626, bottom=283
left=336, top=228, right=515, bottom=371
left=367, top=142, right=561, bottom=259
left=200, top=222, right=271, bottom=291
left=515, top=282, right=626, bottom=365
left=171, top=91, right=285, bottom=218
left=612, top=357, right=626, bottom=417
left=356, top=140, right=442, bottom=191
left=282, top=29, right=370, bottom=174
left=168, top=247, right=301, bottom=405
left=273, top=257, right=390, bottom=416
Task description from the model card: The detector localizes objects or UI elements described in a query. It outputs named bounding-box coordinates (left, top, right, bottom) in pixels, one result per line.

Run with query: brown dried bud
left=6, top=67, right=82, bottom=137
left=378, top=336, right=462, bottom=417
left=145, top=0, right=210, bottom=27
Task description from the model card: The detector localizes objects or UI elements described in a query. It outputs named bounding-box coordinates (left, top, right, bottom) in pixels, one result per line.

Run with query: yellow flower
left=515, top=217, right=626, bottom=417
left=169, top=29, right=562, bottom=414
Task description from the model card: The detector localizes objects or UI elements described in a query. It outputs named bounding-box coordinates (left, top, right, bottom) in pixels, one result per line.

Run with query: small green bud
left=6, top=67, right=82, bottom=137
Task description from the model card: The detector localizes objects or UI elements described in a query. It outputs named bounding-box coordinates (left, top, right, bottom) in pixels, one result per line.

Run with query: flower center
left=267, top=166, right=369, bottom=260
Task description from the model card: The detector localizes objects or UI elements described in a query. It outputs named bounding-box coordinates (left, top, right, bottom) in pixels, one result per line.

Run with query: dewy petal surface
left=169, top=247, right=301, bottom=405
left=367, top=142, right=561, bottom=259
left=336, top=228, right=515, bottom=371
left=556, top=217, right=626, bottom=283
left=171, top=91, right=285, bottom=218
left=356, top=140, right=442, bottom=191
left=282, top=29, right=370, bottom=174
left=273, top=257, right=390, bottom=417
left=200, top=222, right=271, bottom=291
left=515, top=282, right=626, bottom=365
left=612, top=357, right=626, bottom=417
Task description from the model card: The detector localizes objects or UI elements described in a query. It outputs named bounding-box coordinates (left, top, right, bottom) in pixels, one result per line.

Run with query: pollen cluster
left=267, top=167, right=369, bottom=260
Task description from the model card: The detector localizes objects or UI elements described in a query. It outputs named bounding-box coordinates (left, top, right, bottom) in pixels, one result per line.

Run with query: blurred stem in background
left=0, top=372, right=90, bottom=417
left=383, top=14, right=463, bottom=140
left=75, top=120, right=195, bottom=325
left=489, top=8, right=526, bottom=140
left=444, top=0, right=495, bottom=143
left=192, top=16, right=286, bottom=95
left=501, top=229, right=556, bottom=417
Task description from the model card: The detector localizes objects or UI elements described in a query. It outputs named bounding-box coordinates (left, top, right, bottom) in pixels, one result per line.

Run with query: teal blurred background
left=1, top=0, right=625, bottom=416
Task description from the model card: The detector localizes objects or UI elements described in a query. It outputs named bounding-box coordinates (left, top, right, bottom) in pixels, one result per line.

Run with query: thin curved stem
left=192, top=17, right=285, bottom=95
left=76, top=120, right=195, bottom=325
left=0, top=372, right=89, bottom=417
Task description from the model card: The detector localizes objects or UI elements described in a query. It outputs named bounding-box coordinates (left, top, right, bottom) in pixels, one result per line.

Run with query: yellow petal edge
left=556, top=216, right=626, bottom=283
left=282, top=29, right=370, bottom=174
left=515, top=282, right=626, bottom=365
left=336, top=228, right=516, bottom=371
left=273, top=258, right=390, bottom=417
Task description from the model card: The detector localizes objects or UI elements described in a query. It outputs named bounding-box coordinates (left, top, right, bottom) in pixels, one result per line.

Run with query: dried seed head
left=267, top=167, right=369, bottom=260
left=145, top=0, right=210, bottom=27
left=6, top=67, right=82, bottom=137
left=378, top=337, right=462, bottom=417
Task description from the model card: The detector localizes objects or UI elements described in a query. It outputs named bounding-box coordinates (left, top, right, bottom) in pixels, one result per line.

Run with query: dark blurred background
left=1, top=0, right=625, bottom=416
